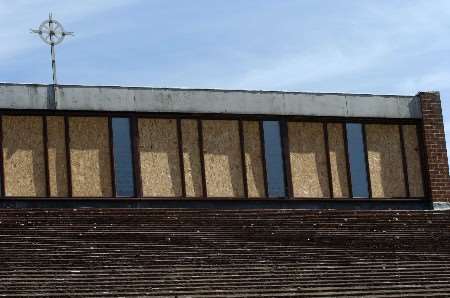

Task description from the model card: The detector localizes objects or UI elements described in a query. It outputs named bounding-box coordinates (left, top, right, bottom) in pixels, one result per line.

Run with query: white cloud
left=231, top=43, right=389, bottom=91
left=226, top=0, right=450, bottom=92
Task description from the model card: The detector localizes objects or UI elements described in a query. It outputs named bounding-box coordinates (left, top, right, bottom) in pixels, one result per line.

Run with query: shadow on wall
left=245, top=147, right=266, bottom=198
left=182, top=136, right=203, bottom=197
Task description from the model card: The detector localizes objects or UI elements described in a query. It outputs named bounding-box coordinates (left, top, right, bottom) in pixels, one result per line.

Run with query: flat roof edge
left=0, top=83, right=423, bottom=119
left=0, top=82, right=417, bottom=98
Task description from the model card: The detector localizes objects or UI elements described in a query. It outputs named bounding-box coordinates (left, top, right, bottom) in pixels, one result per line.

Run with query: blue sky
left=1, top=0, right=450, bottom=153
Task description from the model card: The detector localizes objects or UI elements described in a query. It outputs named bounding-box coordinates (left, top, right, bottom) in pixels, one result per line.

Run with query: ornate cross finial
left=31, top=13, right=74, bottom=85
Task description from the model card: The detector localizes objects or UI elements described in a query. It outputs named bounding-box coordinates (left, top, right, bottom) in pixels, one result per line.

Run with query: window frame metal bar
left=107, top=116, right=117, bottom=198
left=398, top=125, right=410, bottom=198
left=323, top=122, right=334, bottom=199
left=280, top=120, right=293, bottom=199
left=259, top=121, right=269, bottom=198
left=342, top=123, right=353, bottom=199
left=197, top=119, right=207, bottom=198
left=176, top=119, right=187, bottom=198
left=361, top=124, right=372, bottom=199
left=238, top=120, right=249, bottom=198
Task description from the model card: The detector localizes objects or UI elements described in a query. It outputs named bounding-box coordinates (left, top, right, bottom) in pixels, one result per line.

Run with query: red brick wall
left=419, top=92, right=450, bottom=203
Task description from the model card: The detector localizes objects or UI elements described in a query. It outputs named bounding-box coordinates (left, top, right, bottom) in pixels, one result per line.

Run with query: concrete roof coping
left=0, top=82, right=423, bottom=119
left=0, top=82, right=416, bottom=98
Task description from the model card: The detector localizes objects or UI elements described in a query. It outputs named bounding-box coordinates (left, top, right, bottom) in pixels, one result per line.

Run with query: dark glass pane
left=346, top=123, right=369, bottom=198
left=263, top=121, right=286, bottom=197
left=112, top=118, right=135, bottom=197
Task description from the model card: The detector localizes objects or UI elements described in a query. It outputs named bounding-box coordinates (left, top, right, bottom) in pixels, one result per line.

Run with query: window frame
left=0, top=109, right=427, bottom=204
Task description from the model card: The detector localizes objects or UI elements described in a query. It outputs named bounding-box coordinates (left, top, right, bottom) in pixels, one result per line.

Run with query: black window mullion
left=323, top=123, right=334, bottom=199
left=342, top=123, right=353, bottom=199
left=176, top=119, right=186, bottom=198
left=361, top=124, right=372, bottom=199
left=108, top=116, right=117, bottom=198
left=280, top=120, right=293, bottom=199
left=398, top=125, right=410, bottom=198
left=259, top=121, right=269, bottom=198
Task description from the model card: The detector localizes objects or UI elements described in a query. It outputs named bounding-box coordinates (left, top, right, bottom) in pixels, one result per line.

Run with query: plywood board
left=327, top=123, right=349, bottom=198
left=181, top=120, right=203, bottom=197
left=46, top=116, right=68, bottom=197
left=202, top=120, right=244, bottom=197
left=288, top=122, right=330, bottom=198
left=69, top=117, right=112, bottom=197
left=243, top=121, right=266, bottom=198
left=366, top=124, right=406, bottom=198
left=2, top=116, right=46, bottom=197
left=138, top=118, right=182, bottom=197
left=402, top=125, right=424, bottom=197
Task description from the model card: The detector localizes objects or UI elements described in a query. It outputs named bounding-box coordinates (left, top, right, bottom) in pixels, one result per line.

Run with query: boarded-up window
left=139, top=118, right=182, bottom=197
left=46, top=116, right=68, bottom=197
left=2, top=116, right=46, bottom=197
left=288, top=122, right=330, bottom=198
left=243, top=121, right=266, bottom=198
left=202, top=120, right=244, bottom=197
left=181, top=120, right=203, bottom=197
left=327, top=123, right=349, bottom=198
left=69, top=117, right=113, bottom=197
left=402, top=125, right=424, bottom=197
left=366, top=124, right=406, bottom=198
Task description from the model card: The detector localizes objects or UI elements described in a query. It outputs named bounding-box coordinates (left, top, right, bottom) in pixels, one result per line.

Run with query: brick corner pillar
left=418, top=91, right=450, bottom=204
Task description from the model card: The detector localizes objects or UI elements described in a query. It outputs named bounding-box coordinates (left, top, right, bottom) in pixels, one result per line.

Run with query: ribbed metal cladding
left=0, top=208, right=448, bottom=297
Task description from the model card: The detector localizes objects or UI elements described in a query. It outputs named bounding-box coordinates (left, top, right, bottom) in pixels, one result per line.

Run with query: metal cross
left=31, top=13, right=74, bottom=85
